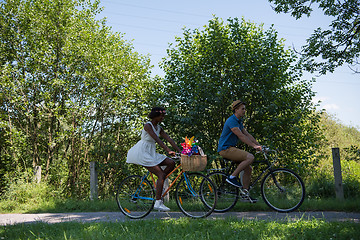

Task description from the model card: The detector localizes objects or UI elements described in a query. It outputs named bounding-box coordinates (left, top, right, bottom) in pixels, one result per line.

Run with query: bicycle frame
left=206, top=148, right=305, bottom=213
left=209, top=149, right=279, bottom=191
left=135, top=162, right=198, bottom=201
left=132, top=172, right=153, bottom=201
left=117, top=156, right=218, bottom=218
left=249, top=151, right=277, bottom=190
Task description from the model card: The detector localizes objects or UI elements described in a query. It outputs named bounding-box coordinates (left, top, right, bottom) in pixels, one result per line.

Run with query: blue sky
left=97, top=0, right=360, bottom=129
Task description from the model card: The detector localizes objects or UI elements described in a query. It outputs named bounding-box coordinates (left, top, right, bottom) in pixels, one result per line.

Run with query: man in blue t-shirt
left=218, top=100, right=262, bottom=202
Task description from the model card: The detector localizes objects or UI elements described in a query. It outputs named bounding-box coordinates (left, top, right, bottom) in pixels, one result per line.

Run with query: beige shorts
left=219, top=147, right=249, bottom=163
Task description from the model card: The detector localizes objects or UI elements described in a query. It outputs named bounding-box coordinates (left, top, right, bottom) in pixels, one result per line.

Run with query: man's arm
left=241, top=128, right=260, bottom=146
left=231, top=127, right=261, bottom=150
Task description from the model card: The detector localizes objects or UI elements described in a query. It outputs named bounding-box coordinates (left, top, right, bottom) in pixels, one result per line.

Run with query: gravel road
left=1, top=211, right=359, bottom=225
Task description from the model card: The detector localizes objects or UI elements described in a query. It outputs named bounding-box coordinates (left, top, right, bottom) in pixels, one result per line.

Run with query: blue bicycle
left=116, top=155, right=217, bottom=219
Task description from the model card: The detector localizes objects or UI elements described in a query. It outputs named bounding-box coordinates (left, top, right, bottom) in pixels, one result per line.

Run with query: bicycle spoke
left=116, top=175, right=155, bottom=219
left=206, top=171, right=239, bottom=212
left=261, top=168, right=305, bottom=212
left=175, top=172, right=217, bottom=218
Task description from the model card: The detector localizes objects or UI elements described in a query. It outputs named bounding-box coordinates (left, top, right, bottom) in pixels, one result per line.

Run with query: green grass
left=1, top=196, right=359, bottom=214
left=1, top=217, right=359, bottom=240
left=0, top=198, right=118, bottom=214
left=229, top=197, right=360, bottom=212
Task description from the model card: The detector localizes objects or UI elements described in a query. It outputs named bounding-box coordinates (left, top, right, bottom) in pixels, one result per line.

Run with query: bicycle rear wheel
left=206, top=171, right=239, bottom=212
left=261, top=168, right=305, bottom=213
left=175, top=172, right=217, bottom=218
left=116, top=175, right=155, bottom=219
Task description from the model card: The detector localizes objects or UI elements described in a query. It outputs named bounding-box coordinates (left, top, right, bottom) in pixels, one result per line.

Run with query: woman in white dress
left=126, top=107, right=181, bottom=211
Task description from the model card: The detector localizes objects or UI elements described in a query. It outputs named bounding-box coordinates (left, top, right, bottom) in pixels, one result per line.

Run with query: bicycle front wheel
left=175, top=172, right=217, bottom=218
left=206, top=171, right=239, bottom=212
left=116, top=175, right=155, bottom=219
left=261, top=168, right=305, bottom=213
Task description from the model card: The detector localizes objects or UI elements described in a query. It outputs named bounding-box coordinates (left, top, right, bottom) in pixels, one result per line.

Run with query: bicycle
left=116, top=154, right=218, bottom=219
left=205, top=147, right=305, bottom=213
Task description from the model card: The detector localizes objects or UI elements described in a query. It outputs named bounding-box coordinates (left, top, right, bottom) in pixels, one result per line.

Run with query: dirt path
left=1, top=211, right=359, bottom=225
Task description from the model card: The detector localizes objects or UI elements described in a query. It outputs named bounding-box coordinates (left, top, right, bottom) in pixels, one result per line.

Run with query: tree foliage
left=269, top=0, right=360, bottom=74
left=319, top=112, right=360, bottom=159
left=0, top=0, right=153, bottom=197
left=160, top=17, right=323, bottom=173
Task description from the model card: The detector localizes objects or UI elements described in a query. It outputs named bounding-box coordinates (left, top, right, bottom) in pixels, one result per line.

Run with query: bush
left=306, top=172, right=335, bottom=198
left=306, top=159, right=360, bottom=199
left=342, top=160, right=360, bottom=198
left=0, top=176, right=63, bottom=213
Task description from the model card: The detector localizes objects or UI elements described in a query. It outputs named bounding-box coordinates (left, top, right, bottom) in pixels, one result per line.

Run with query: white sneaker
left=154, top=201, right=170, bottom=211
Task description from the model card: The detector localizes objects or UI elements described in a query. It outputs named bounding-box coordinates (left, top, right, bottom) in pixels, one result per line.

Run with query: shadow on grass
left=1, top=197, right=359, bottom=214
left=1, top=217, right=360, bottom=240
left=0, top=199, right=119, bottom=214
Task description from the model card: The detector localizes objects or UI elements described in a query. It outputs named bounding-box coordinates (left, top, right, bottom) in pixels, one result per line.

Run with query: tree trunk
left=34, top=165, right=41, bottom=183
left=45, top=112, right=55, bottom=180
left=32, top=106, right=40, bottom=182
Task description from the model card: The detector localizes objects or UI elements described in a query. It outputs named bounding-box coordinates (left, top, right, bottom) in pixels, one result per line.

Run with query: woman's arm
left=160, top=129, right=181, bottom=152
left=144, top=123, right=172, bottom=153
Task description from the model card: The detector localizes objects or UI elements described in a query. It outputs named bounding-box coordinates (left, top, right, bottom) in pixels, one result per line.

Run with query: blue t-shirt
left=217, top=114, right=244, bottom=152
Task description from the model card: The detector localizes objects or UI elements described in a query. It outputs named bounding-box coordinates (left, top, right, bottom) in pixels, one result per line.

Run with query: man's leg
left=220, top=148, right=258, bottom=202
left=232, top=153, right=254, bottom=189
left=220, top=147, right=253, bottom=188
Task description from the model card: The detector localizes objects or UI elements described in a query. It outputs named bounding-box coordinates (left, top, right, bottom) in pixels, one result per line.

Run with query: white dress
left=126, top=122, right=167, bottom=167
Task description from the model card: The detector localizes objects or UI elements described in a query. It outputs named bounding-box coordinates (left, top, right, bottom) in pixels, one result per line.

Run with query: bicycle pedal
left=240, top=195, right=258, bottom=203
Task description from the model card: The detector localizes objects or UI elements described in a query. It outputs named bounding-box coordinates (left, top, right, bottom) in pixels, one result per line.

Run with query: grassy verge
left=0, top=197, right=359, bottom=214
left=230, top=197, right=360, bottom=212
left=1, top=217, right=359, bottom=240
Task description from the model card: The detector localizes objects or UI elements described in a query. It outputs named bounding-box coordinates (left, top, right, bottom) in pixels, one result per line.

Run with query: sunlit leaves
left=0, top=0, right=153, bottom=197
left=160, top=17, right=322, bottom=173
left=269, top=0, right=360, bottom=74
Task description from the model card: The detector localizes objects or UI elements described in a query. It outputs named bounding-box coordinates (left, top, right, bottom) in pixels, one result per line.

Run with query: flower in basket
left=180, top=137, right=207, bottom=172
left=192, top=145, right=199, bottom=154
left=181, top=136, right=200, bottom=156
left=181, top=142, right=192, bottom=155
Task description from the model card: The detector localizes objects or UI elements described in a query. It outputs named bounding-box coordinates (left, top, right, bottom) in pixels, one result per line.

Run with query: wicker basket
left=181, top=154, right=207, bottom=171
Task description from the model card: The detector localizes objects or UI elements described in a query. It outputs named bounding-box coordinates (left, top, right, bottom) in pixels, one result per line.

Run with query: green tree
left=268, top=0, right=360, bottom=74
left=0, top=0, right=153, bottom=197
left=160, top=17, right=322, bottom=173
left=318, top=112, right=360, bottom=158
left=309, top=112, right=360, bottom=198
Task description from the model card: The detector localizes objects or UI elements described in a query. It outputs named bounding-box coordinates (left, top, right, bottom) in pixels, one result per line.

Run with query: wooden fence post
left=332, top=148, right=344, bottom=200
left=33, top=165, right=41, bottom=183
left=90, top=161, right=98, bottom=200
left=160, top=166, right=170, bottom=202
left=163, top=178, right=170, bottom=202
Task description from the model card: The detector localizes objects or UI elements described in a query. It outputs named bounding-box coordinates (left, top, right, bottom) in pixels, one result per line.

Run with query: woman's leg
left=146, top=158, right=175, bottom=200
left=159, top=158, right=176, bottom=176
left=145, top=165, right=166, bottom=200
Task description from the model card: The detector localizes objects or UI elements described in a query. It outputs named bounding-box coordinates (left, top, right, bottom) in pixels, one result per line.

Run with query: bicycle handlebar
left=169, top=152, right=181, bottom=160
left=256, top=146, right=275, bottom=154
left=262, top=146, right=270, bottom=152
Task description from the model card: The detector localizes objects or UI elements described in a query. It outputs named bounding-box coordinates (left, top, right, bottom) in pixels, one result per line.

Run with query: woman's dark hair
left=148, top=107, right=166, bottom=119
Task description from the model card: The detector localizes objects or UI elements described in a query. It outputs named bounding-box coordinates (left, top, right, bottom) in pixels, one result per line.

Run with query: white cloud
left=312, top=96, right=340, bottom=112
left=322, top=104, right=340, bottom=111
left=312, top=96, right=329, bottom=104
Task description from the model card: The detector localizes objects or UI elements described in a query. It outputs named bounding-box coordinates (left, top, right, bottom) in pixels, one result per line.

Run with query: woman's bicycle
left=205, top=147, right=305, bottom=213
left=116, top=154, right=217, bottom=219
